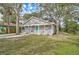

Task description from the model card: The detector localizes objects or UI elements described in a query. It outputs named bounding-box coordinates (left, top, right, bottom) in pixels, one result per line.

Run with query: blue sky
left=20, top=3, right=39, bottom=16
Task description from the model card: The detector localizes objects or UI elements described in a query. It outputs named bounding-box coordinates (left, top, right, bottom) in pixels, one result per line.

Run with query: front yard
left=0, top=33, right=79, bottom=55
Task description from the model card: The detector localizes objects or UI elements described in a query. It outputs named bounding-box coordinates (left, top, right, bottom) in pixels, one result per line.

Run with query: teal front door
left=35, top=26, right=38, bottom=32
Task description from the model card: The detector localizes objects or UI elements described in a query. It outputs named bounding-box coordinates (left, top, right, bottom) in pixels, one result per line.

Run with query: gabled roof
left=22, top=16, right=55, bottom=26
left=19, top=20, right=27, bottom=25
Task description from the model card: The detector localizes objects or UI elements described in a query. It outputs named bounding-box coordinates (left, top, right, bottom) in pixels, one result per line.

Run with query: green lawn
left=0, top=33, right=79, bottom=55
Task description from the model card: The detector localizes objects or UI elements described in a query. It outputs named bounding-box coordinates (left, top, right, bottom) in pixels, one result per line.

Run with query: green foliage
left=23, top=12, right=40, bottom=20
left=23, top=14, right=31, bottom=19
left=40, top=3, right=79, bottom=34
left=0, top=4, right=16, bottom=23
left=31, top=12, right=40, bottom=18
left=64, top=19, right=79, bottom=33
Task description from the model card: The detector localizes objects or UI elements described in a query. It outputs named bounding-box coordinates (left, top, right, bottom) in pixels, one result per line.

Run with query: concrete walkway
left=0, top=33, right=30, bottom=39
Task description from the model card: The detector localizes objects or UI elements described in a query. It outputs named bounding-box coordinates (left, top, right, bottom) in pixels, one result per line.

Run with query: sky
left=20, top=3, right=39, bottom=16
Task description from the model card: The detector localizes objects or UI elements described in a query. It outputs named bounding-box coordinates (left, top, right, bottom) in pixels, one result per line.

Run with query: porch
left=21, top=24, right=54, bottom=35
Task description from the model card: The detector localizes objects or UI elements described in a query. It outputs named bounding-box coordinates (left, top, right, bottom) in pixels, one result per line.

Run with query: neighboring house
left=0, top=23, right=16, bottom=33
left=0, top=13, right=4, bottom=33
left=21, top=16, right=56, bottom=35
left=0, top=13, right=16, bottom=33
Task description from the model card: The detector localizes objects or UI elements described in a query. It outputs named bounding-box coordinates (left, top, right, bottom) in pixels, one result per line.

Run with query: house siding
left=21, top=17, right=55, bottom=35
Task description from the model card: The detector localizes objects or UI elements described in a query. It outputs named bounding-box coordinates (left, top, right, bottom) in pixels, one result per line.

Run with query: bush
left=64, top=19, right=79, bottom=34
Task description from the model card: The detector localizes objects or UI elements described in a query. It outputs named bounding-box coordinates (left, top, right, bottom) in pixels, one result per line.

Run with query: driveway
left=0, top=33, right=30, bottom=39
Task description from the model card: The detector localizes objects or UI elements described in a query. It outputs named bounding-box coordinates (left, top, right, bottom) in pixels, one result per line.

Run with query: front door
left=35, top=26, right=38, bottom=33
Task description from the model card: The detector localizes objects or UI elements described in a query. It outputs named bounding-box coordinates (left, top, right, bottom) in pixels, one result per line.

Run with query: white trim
left=22, top=23, right=54, bottom=27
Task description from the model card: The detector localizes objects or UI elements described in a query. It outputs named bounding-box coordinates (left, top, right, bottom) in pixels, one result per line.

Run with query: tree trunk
left=54, top=18, right=59, bottom=35
left=7, top=16, right=10, bottom=34
left=56, top=20, right=59, bottom=35
left=16, top=8, right=19, bottom=35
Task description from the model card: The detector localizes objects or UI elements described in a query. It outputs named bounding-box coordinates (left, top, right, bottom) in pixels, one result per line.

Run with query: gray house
left=20, top=16, right=55, bottom=35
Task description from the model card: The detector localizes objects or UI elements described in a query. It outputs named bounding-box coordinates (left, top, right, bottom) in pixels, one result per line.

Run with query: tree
left=23, top=14, right=31, bottom=19
left=61, top=4, right=79, bottom=33
left=12, top=3, right=22, bottom=35
left=0, top=4, right=14, bottom=33
left=31, top=12, right=40, bottom=18
left=39, top=3, right=64, bottom=35
left=39, top=3, right=79, bottom=34
left=0, top=3, right=22, bottom=34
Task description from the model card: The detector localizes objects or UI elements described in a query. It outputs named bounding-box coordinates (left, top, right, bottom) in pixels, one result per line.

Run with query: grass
left=0, top=33, right=79, bottom=55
